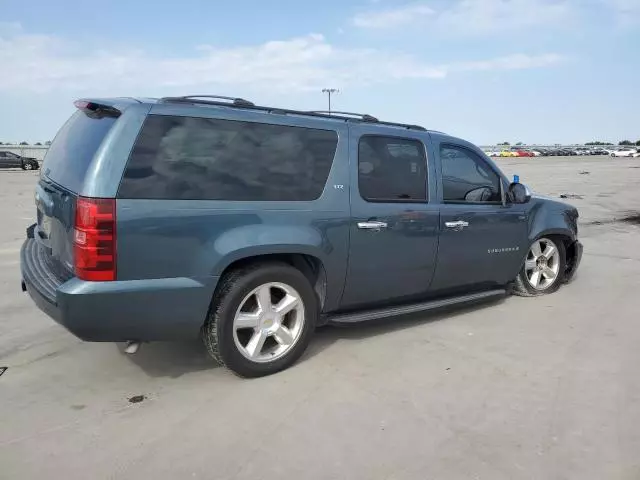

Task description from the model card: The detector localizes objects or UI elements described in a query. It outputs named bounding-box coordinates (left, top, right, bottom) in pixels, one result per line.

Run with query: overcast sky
left=1, top=0, right=639, bottom=145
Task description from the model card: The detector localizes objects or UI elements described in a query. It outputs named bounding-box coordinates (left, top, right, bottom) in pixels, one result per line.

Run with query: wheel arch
left=213, top=251, right=329, bottom=314
left=531, top=228, right=575, bottom=244
left=207, top=221, right=347, bottom=316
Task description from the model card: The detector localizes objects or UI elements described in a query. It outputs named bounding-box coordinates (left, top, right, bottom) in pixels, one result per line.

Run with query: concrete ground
left=1, top=156, right=640, bottom=480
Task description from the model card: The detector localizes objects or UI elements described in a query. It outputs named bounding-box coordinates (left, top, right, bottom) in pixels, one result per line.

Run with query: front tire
left=513, top=237, right=566, bottom=297
left=22, top=162, right=33, bottom=170
left=203, top=263, right=317, bottom=377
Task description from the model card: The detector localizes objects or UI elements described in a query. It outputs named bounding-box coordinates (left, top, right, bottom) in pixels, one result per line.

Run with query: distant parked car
left=610, top=148, right=636, bottom=157
left=513, top=150, right=534, bottom=157
left=0, top=151, right=40, bottom=170
left=500, top=150, right=518, bottom=157
left=548, top=148, right=568, bottom=156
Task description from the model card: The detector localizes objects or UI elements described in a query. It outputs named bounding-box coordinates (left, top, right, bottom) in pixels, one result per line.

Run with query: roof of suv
left=122, top=95, right=441, bottom=134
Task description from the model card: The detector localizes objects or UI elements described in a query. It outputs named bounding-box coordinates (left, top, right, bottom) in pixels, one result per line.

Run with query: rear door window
left=118, top=115, right=339, bottom=201
left=43, top=111, right=117, bottom=192
left=358, top=135, right=428, bottom=202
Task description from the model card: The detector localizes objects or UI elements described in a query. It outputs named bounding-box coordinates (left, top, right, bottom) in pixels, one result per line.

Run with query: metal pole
left=322, top=88, right=339, bottom=113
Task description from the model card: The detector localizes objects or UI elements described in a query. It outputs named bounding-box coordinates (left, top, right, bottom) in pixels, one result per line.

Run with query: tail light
left=74, top=197, right=116, bottom=281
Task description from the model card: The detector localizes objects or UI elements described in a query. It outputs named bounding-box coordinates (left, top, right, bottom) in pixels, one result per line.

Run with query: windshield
left=42, top=110, right=117, bottom=192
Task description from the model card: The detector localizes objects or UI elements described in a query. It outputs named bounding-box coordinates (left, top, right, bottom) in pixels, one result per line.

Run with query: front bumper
left=564, top=240, right=583, bottom=282
left=21, top=238, right=217, bottom=342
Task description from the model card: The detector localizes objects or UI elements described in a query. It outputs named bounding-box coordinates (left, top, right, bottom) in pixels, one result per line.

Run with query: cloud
left=607, top=0, right=640, bottom=14
left=438, top=0, right=572, bottom=34
left=603, top=0, right=640, bottom=25
left=0, top=26, right=565, bottom=95
left=352, top=0, right=573, bottom=34
left=452, top=53, right=564, bottom=72
left=352, top=3, right=435, bottom=28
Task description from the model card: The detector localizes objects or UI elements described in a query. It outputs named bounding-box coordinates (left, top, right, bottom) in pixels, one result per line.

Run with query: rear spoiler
left=74, top=100, right=122, bottom=119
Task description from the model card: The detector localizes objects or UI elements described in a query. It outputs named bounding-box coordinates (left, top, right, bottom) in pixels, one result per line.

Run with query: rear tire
left=512, top=237, right=566, bottom=297
left=203, top=262, right=317, bottom=377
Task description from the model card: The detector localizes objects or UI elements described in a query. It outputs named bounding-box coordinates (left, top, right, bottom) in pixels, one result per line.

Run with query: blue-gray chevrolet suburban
left=21, top=95, right=583, bottom=377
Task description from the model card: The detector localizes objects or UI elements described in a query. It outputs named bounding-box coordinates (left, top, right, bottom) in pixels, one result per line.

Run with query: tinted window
left=118, top=115, right=338, bottom=201
left=42, top=111, right=117, bottom=192
left=440, top=144, right=501, bottom=203
left=358, top=136, right=427, bottom=202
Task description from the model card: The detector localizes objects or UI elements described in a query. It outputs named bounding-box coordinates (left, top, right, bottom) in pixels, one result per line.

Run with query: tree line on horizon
left=0, top=141, right=52, bottom=146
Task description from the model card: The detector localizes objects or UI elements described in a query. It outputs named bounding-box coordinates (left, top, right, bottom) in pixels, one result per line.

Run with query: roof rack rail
left=308, top=111, right=379, bottom=122
left=160, top=95, right=255, bottom=107
left=309, top=111, right=425, bottom=131
left=157, top=96, right=426, bottom=131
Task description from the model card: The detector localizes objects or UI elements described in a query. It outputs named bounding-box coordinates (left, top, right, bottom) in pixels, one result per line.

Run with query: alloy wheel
left=232, top=282, right=305, bottom=363
left=525, top=238, right=561, bottom=290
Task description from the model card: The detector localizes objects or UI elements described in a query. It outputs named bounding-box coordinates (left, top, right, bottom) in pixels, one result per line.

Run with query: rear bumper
left=21, top=238, right=217, bottom=341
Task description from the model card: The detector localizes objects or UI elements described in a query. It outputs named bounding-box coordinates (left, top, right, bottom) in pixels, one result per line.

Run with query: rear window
left=117, top=115, right=338, bottom=201
left=43, top=111, right=117, bottom=192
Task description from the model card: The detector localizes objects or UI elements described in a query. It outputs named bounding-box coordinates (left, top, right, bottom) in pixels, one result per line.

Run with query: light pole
left=322, top=88, right=339, bottom=113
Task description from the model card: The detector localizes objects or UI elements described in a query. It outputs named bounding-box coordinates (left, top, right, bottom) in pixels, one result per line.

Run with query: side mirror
left=508, top=182, right=531, bottom=204
left=464, top=186, right=493, bottom=202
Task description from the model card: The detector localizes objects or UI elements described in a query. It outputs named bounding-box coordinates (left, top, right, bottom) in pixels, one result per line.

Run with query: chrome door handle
left=357, top=221, right=388, bottom=230
left=445, top=220, right=469, bottom=230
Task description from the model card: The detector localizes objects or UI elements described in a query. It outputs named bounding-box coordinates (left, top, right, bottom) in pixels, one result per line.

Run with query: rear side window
left=42, top=111, right=117, bottom=192
left=118, top=115, right=339, bottom=201
left=358, top=135, right=427, bottom=202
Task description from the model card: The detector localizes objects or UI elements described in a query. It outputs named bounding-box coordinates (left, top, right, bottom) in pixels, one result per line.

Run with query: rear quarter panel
left=115, top=201, right=350, bottom=311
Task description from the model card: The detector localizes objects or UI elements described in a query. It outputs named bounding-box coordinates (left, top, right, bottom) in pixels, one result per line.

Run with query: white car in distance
left=610, top=148, right=637, bottom=157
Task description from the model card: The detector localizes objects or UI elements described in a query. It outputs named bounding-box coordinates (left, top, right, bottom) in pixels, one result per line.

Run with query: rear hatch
left=34, top=102, right=120, bottom=280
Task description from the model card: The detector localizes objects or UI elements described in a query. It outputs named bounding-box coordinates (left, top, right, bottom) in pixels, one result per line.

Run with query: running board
left=327, top=289, right=506, bottom=324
